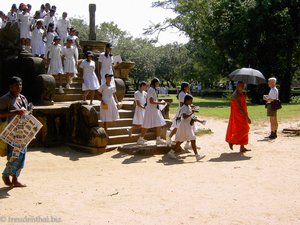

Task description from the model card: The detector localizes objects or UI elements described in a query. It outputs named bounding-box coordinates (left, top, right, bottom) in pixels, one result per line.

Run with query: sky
left=1, top=0, right=189, bottom=45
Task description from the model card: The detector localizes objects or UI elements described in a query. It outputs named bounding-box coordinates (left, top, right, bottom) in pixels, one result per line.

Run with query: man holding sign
left=0, top=77, right=28, bottom=187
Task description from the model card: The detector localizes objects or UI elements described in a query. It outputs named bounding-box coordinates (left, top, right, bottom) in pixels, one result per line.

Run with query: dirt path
left=0, top=118, right=299, bottom=225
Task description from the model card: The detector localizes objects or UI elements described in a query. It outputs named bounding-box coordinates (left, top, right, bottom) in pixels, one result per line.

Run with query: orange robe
left=226, top=93, right=250, bottom=145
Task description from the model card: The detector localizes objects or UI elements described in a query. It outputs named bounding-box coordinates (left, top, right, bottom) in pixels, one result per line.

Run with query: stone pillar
left=89, top=4, right=96, bottom=40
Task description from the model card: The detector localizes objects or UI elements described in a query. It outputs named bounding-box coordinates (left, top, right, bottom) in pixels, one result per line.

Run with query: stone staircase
left=53, top=75, right=83, bottom=102
left=53, top=74, right=156, bottom=150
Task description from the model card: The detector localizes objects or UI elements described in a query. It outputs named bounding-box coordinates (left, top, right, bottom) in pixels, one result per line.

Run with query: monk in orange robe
left=226, top=81, right=251, bottom=152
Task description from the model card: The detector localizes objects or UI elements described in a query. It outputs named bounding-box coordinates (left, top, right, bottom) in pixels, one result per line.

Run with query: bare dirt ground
left=1, top=117, right=300, bottom=225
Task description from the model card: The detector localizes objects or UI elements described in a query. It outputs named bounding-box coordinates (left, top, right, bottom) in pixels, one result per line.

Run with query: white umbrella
left=229, top=68, right=266, bottom=85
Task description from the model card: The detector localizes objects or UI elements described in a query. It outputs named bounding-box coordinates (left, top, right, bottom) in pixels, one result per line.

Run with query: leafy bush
left=290, top=96, right=300, bottom=103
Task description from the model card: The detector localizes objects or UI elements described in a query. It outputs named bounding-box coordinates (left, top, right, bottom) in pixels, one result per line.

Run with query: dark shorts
left=267, top=104, right=277, bottom=117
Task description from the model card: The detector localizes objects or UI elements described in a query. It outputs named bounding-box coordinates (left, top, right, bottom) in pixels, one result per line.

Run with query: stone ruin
left=0, top=4, right=172, bottom=154
left=0, top=5, right=123, bottom=152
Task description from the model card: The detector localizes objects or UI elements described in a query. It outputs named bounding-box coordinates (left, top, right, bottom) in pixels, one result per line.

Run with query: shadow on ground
left=209, top=152, right=252, bottom=162
left=157, top=154, right=201, bottom=166
left=0, top=186, right=13, bottom=199
left=28, top=146, right=98, bottom=161
left=111, top=151, right=154, bottom=164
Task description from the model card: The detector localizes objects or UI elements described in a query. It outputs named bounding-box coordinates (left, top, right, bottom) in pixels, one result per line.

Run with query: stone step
left=96, top=109, right=134, bottom=119
left=55, top=87, right=83, bottom=94
left=106, top=126, right=140, bottom=136
left=107, top=132, right=156, bottom=145
left=67, top=143, right=107, bottom=154
left=53, top=75, right=83, bottom=82
left=124, top=93, right=134, bottom=98
left=98, top=118, right=133, bottom=127
left=122, top=101, right=135, bottom=110
left=56, top=83, right=82, bottom=88
left=54, top=93, right=83, bottom=102
left=123, top=97, right=135, bottom=101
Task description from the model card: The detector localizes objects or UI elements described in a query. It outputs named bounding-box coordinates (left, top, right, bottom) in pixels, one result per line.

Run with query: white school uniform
left=175, top=104, right=196, bottom=142
left=62, top=46, right=77, bottom=73
left=40, top=10, right=47, bottom=19
left=18, top=12, right=31, bottom=39
left=67, top=35, right=79, bottom=61
left=56, top=18, right=71, bottom=44
left=44, top=15, right=57, bottom=30
left=171, top=91, right=187, bottom=129
left=31, top=27, right=45, bottom=55
left=98, top=52, right=115, bottom=87
left=142, top=87, right=166, bottom=129
left=80, top=60, right=100, bottom=91
left=45, top=31, right=57, bottom=55
left=99, top=84, right=119, bottom=122
left=47, top=44, right=63, bottom=75
left=0, top=19, right=7, bottom=28
left=132, top=90, right=147, bottom=125
left=7, top=11, right=18, bottom=22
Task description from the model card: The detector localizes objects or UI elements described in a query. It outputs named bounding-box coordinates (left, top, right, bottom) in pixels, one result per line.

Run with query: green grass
left=160, top=94, right=300, bottom=121
left=195, top=128, right=214, bottom=136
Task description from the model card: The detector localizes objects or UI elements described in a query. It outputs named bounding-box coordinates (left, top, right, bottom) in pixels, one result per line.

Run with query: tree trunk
left=280, top=67, right=292, bottom=103
left=280, top=39, right=294, bottom=103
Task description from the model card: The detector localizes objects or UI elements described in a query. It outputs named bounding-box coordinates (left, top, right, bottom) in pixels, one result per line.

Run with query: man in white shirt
left=263, top=77, right=279, bottom=139
left=7, top=4, right=18, bottom=23
left=44, top=9, right=57, bottom=30
left=56, top=12, right=71, bottom=46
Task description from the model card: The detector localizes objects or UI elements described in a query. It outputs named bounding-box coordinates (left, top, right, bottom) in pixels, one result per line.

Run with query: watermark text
left=0, top=215, right=62, bottom=223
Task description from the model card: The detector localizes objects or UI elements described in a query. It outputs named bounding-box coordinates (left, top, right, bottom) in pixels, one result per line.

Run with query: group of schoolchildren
left=127, top=79, right=206, bottom=162
left=48, top=41, right=205, bottom=161
left=0, top=3, right=207, bottom=161
left=1, top=3, right=76, bottom=54
left=1, top=3, right=80, bottom=94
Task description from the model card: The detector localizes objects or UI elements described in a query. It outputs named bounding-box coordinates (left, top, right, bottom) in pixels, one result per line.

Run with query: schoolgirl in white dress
left=47, top=36, right=64, bottom=93
left=62, top=38, right=77, bottom=89
left=167, top=82, right=190, bottom=146
left=98, top=43, right=115, bottom=87
left=30, top=11, right=41, bottom=30
left=127, top=81, right=147, bottom=136
left=167, top=94, right=205, bottom=161
left=18, top=4, right=32, bottom=50
left=99, top=74, right=120, bottom=131
left=137, top=78, right=166, bottom=145
left=67, top=27, right=80, bottom=62
left=80, top=51, right=100, bottom=105
left=31, top=20, right=46, bottom=58
left=45, top=23, right=57, bottom=56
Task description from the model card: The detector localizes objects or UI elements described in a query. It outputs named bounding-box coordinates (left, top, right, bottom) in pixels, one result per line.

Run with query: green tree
left=149, top=0, right=300, bottom=102
left=69, top=17, right=89, bottom=41
left=70, top=17, right=157, bottom=87
left=96, top=22, right=128, bottom=45
left=114, top=37, right=158, bottom=88
left=155, top=43, right=191, bottom=87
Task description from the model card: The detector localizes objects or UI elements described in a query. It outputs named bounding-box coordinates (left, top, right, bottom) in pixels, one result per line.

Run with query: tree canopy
left=148, top=0, right=300, bottom=102
left=70, top=17, right=191, bottom=88
left=70, top=0, right=300, bottom=102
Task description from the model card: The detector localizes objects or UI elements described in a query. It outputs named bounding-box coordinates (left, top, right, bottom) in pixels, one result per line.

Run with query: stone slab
left=118, top=140, right=171, bottom=156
